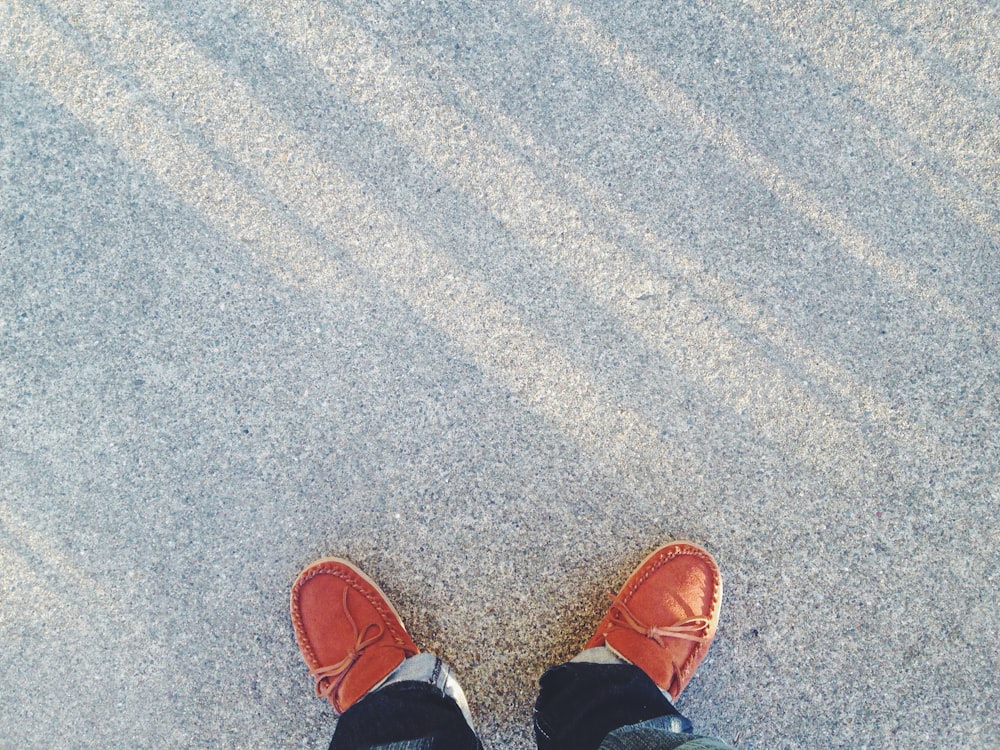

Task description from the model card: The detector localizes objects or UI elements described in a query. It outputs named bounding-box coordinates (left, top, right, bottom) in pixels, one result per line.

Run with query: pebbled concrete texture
left=1, top=0, right=997, bottom=747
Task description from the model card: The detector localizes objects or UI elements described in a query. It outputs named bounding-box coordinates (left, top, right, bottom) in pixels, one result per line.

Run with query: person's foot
left=291, top=557, right=419, bottom=713
left=585, top=541, right=722, bottom=700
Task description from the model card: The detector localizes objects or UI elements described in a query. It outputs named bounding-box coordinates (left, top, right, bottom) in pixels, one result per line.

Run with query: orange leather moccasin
left=291, top=557, right=419, bottom=714
left=585, top=541, right=722, bottom=701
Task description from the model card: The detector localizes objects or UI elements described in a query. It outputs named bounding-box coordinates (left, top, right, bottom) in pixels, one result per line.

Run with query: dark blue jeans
left=327, top=654, right=733, bottom=750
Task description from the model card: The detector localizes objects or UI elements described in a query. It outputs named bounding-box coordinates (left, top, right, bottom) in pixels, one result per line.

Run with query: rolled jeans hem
left=328, top=655, right=480, bottom=750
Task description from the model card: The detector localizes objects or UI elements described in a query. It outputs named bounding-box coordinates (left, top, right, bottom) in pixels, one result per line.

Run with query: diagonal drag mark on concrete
left=729, top=0, right=1000, bottom=241
left=0, top=497, right=178, bottom=735
left=243, top=0, right=945, bottom=476
left=0, top=0, right=722, bottom=519
left=0, top=542, right=69, bottom=635
left=573, top=0, right=999, bottom=247
left=526, top=0, right=996, bottom=327
left=0, top=3, right=359, bottom=297
left=864, top=0, right=1000, bottom=103
left=0, top=499, right=118, bottom=635
left=334, top=0, right=963, bottom=466
left=739, top=0, right=1000, bottom=212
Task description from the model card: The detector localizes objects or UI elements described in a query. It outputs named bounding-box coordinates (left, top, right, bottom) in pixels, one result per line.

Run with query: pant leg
left=598, top=720, right=735, bottom=750
left=533, top=648, right=734, bottom=750
left=329, top=655, right=483, bottom=750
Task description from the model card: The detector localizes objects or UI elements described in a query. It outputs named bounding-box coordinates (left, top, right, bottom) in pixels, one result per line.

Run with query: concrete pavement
left=1, top=0, right=997, bottom=747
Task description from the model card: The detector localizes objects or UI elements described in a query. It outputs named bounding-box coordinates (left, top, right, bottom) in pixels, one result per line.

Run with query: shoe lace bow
left=605, top=592, right=711, bottom=647
left=309, top=587, right=385, bottom=702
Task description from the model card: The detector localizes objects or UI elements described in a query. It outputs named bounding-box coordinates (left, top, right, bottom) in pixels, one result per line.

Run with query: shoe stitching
left=307, top=586, right=387, bottom=705
left=291, top=562, right=413, bottom=671
left=603, top=544, right=721, bottom=691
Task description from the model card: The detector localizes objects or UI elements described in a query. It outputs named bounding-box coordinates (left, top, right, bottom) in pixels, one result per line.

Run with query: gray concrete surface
left=1, top=0, right=997, bottom=747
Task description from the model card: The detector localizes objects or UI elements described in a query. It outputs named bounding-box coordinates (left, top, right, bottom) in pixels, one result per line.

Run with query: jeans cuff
left=375, top=653, right=476, bottom=731
left=572, top=646, right=681, bottom=708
